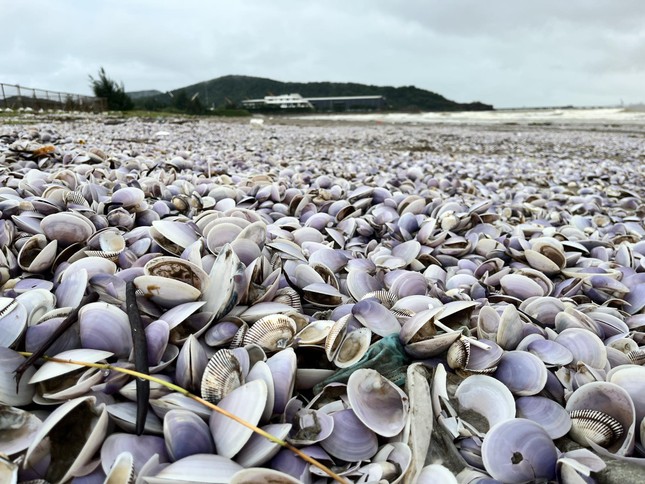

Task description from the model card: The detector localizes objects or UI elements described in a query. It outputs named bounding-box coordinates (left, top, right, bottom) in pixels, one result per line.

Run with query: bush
left=89, top=67, right=134, bottom=111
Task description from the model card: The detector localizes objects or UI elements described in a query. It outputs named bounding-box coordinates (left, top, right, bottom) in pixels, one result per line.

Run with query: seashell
left=24, top=396, right=109, bottom=484
left=41, top=212, right=96, bottom=246
left=201, top=348, right=245, bottom=403
left=416, top=464, right=458, bottom=484
left=29, top=348, right=113, bottom=384
left=569, top=409, right=624, bottom=448
left=164, top=409, right=214, bottom=461
left=294, top=320, right=334, bottom=345
left=302, top=282, right=344, bottom=307
left=516, top=396, right=572, bottom=439
left=320, top=408, right=379, bottom=461
left=524, top=237, right=566, bottom=275
left=493, top=350, right=547, bottom=396
left=235, top=423, right=291, bottom=468
left=287, top=408, right=334, bottom=446
left=500, top=273, right=548, bottom=299
left=17, top=234, right=57, bottom=272
left=209, top=379, right=268, bottom=458
left=324, top=315, right=349, bottom=362
left=266, top=348, right=297, bottom=416
left=78, top=302, right=132, bottom=358
left=134, top=275, right=202, bottom=308
left=0, top=348, right=36, bottom=406
left=352, top=298, right=401, bottom=337
left=334, top=327, right=372, bottom=368
left=175, top=334, right=208, bottom=393
left=146, top=454, right=242, bottom=484
left=455, top=374, right=515, bottom=429
left=230, top=467, right=301, bottom=484
left=0, top=297, right=28, bottom=349
left=16, top=288, right=56, bottom=325
left=481, top=418, right=558, bottom=483
left=104, top=451, right=135, bottom=484
left=242, top=314, right=297, bottom=352
left=554, top=328, right=607, bottom=369
left=347, top=369, right=409, bottom=437
left=565, top=381, right=635, bottom=455
left=0, top=405, right=42, bottom=456
left=150, top=220, right=199, bottom=256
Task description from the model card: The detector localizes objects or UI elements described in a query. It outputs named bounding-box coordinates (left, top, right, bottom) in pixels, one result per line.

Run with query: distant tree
left=89, top=67, right=134, bottom=111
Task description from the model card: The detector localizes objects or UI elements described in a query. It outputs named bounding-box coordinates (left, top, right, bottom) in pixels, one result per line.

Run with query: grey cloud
left=1, top=0, right=643, bottom=107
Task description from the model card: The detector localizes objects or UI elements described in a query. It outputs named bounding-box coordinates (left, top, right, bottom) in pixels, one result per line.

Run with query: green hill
left=134, top=75, right=492, bottom=112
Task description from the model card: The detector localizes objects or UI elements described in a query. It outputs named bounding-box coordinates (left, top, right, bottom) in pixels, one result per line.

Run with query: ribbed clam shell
left=627, top=350, right=645, bottom=365
left=569, top=409, right=624, bottom=448
left=104, top=451, right=135, bottom=484
left=447, top=338, right=470, bottom=370
left=334, top=327, right=372, bottom=368
left=242, top=314, right=297, bottom=352
left=361, top=290, right=398, bottom=309
left=325, top=315, right=349, bottom=361
left=229, top=323, right=249, bottom=349
left=272, top=287, right=303, bottom=313
left=200, top=349, right=245, bottom=403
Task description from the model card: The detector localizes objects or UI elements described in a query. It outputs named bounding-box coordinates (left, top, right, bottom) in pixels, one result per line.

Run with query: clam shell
left=481, top=418, right=558, bottom=483
left=347, top=369, right=409, bottom=437
left=209, top=379, right=268, bottom=458
left=242, top=314, right=297, bottom=352
left=334, top=327, right=372, bottom=368
left=201, top=349, right=245, bottom=404
left=320, top=408, right=378, bottom=461
left=455, top=374, right=515, bottom=429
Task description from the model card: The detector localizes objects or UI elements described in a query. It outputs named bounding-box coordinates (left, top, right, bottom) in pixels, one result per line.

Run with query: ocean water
left=292, top=107, right=645, bottom=126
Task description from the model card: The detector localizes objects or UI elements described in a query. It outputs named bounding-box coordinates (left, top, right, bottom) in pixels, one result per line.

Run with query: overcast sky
left=2, top=0, right=644, bottom=108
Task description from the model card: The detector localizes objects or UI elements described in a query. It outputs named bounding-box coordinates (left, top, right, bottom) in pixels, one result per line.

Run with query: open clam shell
left=24, top=396, right=109, bottom=484
left=334, top=327, right=372, bottom=368
left=565, top=381, right=636, bottom=455
left=0, top=405, right=43, bottom=456
left=455, top=374, right=515, bottom=429
left=347, top=369, right=409, bottom=437
left=17, top=234, right=57, bottom=272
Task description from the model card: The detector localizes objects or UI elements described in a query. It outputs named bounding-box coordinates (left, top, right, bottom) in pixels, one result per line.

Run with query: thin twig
left=14, top=291, right=99, bottom=389
left=17, top=352, right=350, bottom=484
left=125, top=280, right=149, bottom=435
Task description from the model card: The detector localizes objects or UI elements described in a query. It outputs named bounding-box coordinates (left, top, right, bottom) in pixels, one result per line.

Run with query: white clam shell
left=29, top=348, right=113, bottom=384
left=455, top=374, right=516, bottom=428
left=235, top=423, right=292, bottom=467
left=146, top=454, right=243, bottom=484
left=347, top=369, right=409, bottom=437
left=209, top=379, right=268, bottom=458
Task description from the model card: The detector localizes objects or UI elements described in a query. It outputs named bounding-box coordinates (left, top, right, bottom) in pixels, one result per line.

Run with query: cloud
left=1, top=0, right=643, bottom=107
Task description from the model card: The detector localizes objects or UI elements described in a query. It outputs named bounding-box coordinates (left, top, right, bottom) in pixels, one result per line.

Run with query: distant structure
left=241, top=93, right=387, bottom=112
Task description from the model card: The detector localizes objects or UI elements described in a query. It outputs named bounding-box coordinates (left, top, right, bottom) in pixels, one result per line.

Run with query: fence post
left=1, top=83, right=6, bottom=109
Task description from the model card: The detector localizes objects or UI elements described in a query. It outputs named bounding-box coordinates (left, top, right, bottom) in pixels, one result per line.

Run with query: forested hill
left=134, top=75, right=493, bottom=111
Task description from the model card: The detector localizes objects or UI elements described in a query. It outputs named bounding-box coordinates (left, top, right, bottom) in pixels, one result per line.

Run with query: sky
left=1, top=0, right=644, bottom=108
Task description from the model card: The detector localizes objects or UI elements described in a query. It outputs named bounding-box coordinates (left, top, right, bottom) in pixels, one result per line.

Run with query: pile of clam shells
left=0, top=115, right=644, bottom=484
